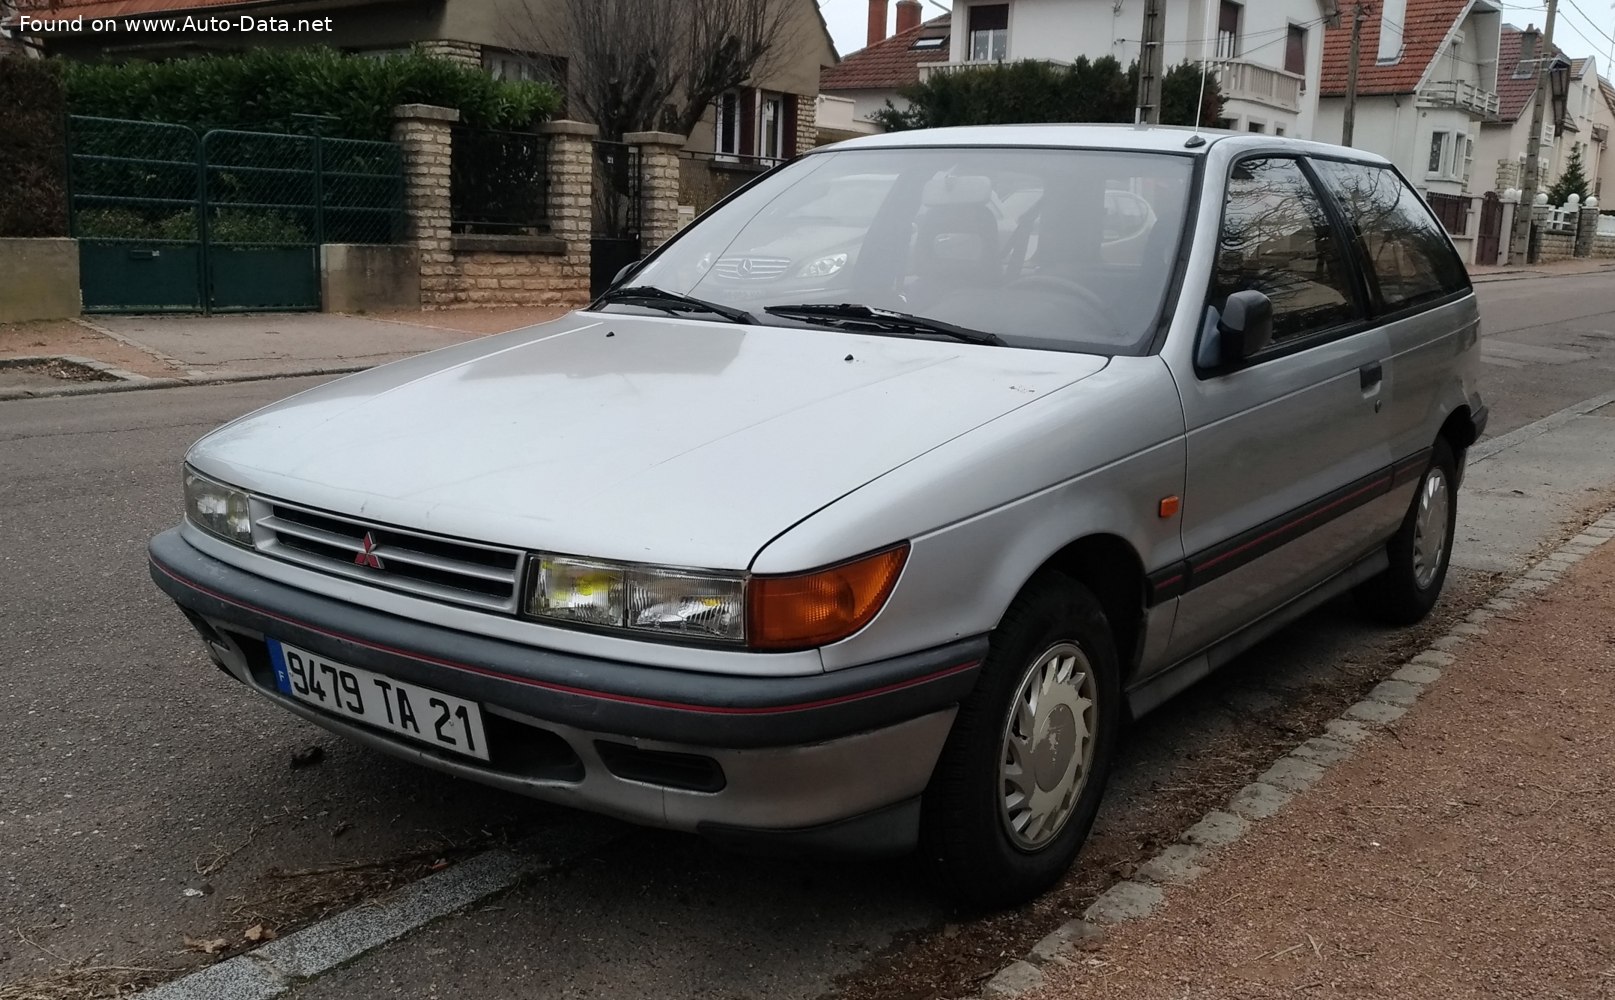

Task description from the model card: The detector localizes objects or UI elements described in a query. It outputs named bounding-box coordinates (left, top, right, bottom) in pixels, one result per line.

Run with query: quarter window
left=1212, top=157, right=1359, bottom=345
left=1311, top=159, right=1468, bottom=310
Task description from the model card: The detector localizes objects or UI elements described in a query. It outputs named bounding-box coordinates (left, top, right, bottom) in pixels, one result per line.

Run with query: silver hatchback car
left=150, top=125, right=1485, bottom=906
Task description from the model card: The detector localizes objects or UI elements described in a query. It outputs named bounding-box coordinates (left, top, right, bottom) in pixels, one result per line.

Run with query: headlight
left=526, top=544, right=907, bottom=650
left=797, top=253, right=848, bottom=278
left=184, top=467, right=253, bottom=546
left=529, top=556, right=745, bottom=643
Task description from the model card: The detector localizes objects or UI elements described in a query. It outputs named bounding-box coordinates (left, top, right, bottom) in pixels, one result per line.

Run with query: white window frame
left=760, top=93, right=785, bottom=163
left=1428, top=131, right=1449, bottom=176
left=965, top=3, right=1009, bottom=63
left=714, top=90, right=743, bottom=161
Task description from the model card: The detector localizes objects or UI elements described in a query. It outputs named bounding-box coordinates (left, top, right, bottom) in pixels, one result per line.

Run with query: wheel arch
left=1026, top=533, right=1147, bottom=677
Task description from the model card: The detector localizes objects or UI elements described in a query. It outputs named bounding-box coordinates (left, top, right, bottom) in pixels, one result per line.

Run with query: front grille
left=254, top=500, right=524, bottom=612
left=713, top=255, right=791, bottom=281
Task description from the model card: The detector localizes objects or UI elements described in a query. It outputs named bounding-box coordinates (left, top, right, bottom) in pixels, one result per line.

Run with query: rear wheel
left=1356, top=437, right=1459, bottom=625
left=922, top=572, right=1120, bottom=908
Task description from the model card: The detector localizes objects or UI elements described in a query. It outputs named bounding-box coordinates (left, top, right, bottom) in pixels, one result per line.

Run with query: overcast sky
left=816, top=0, right=1615, bottom=70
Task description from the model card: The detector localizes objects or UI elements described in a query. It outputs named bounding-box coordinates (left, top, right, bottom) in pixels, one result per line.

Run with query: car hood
left=190, top=311, right=1109, bottom=569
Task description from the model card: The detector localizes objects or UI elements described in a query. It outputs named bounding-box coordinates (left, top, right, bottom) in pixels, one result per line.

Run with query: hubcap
left=1412, top=466, right=1451, bottom=590
left=998, top=642, right=1098, bottom=851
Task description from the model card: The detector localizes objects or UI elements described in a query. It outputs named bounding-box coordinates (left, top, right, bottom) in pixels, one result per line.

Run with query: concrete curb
left=0, top=353, right=150, bottom=385
left=0, top=365, right=370, bottom=402
left=975, top=510, right=1615, bottom=999
left=1468, top=263, right=1615, bottom=284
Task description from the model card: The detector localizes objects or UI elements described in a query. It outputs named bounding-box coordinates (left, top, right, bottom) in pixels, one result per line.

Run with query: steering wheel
left=1007, top=274, right=1118, bottom=329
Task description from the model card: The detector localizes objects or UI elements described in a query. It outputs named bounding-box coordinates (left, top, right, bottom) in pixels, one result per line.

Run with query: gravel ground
left=0, top=322, right=182, bottom=378
left=1023, top=538, right=1615, bottom=1000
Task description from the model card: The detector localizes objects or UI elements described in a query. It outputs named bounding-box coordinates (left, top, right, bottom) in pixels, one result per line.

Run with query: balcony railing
left=1213, top=60, right=1303, bottom=113
left=919, top=57, right=1070, bottom=81
left=1419, top=79, right=1501, bottom=118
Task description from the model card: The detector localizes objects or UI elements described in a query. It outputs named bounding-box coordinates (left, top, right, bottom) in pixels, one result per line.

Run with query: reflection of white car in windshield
left=704, top=174, right=1161, bottom=298
left=700, top=173, right=896, bottom=288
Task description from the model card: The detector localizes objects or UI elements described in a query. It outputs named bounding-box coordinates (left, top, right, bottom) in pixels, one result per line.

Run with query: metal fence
left=66, top=115, right=404, bottom=313
left=1424, top=192, right=1470, bottom=237
left=450, top=126, right=549, bottom=235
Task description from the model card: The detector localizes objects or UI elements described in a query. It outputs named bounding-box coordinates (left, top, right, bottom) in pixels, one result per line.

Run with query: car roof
left=817, top=124, right=1393, bottom=167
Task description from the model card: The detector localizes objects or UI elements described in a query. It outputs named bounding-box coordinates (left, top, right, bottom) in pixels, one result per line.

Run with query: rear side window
left=1212, top=157, right=1360, bottom=345
left=1310, top=160, right=1468, bottom=311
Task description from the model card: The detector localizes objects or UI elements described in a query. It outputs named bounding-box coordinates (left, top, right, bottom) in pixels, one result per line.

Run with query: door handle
left=1359, top=362, right=1383, bottom=391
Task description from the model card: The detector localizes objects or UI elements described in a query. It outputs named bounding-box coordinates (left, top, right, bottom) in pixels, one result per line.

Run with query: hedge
left=62, top=47, right=563, bottom=141
left=874, top=57, right=1224, bottom=132
left=0, top=57, right=69, bottom=238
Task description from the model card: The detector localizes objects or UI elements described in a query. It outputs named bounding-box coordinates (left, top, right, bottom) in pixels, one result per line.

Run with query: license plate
left=267, top=640, right=489, bottom=761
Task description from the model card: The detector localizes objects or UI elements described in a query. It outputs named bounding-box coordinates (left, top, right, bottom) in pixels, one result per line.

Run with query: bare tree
left=500, top=0, right=800, bottom=141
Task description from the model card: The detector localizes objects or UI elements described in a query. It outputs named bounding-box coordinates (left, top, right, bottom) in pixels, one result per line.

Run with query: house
left=1563, top=56, right=1611, bottom=199
left=914, top=0, right=1337, bottom=138
left=10, top=0, right=837, bottom=177
left=1473, top=26, right=1576, bottom=199
left=1599, top=76, right=1615, bottom=198
left=819, top=0, right=950, bottom=137
left=1314, top=0, right=1502, bottom=207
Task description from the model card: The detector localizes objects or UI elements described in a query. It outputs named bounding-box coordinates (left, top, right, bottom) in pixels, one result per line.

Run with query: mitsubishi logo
left=355, top=532, right=385, bottom=570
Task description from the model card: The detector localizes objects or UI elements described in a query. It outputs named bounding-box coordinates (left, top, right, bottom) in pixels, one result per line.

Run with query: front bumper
left=149, top=528, right=985, bottom=848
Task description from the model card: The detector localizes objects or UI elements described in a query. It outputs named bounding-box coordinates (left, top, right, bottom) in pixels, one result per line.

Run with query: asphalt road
left=4, top=271, right=1615, bottom=999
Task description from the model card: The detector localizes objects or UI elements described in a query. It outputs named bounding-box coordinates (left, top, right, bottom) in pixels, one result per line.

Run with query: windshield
left=616, top=147, right=1196, bottom=355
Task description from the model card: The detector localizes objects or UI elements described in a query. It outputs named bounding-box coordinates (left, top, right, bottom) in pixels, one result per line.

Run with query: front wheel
left=921, top=572, right=1120, bottom=908
left=1356, top=438, right=1459, bottom=625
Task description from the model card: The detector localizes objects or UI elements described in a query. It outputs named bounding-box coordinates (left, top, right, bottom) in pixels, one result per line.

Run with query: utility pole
left=1510, top=0, right=1559, bottom=264
left=1134, top=0, right=1165, bottom=124
left=1342, top=3, right=1367, bottom=146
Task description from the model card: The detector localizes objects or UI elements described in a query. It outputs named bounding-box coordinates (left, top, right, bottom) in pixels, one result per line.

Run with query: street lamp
left=1549, top=55, right=1572, bottom=136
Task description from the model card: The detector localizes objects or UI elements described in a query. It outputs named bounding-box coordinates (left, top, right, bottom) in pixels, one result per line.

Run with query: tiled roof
left=1570, top=57, right=1589, bottom=77
left=1319, top=0, right=1470, bottom=97
left=1493, top=25, right=1570, bottom=124
left=1603, top=77, right=1615, bottom=116
left=820, top=12, right=949, bottom=92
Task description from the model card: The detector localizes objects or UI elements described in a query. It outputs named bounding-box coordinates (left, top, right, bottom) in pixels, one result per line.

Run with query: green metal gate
left=68, top=117, right=404, bottom=314
left=69, top=117, right=205, bottom=313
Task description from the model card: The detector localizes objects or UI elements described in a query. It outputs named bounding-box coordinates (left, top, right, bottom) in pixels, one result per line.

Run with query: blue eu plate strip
left=266, top=639, right=293, bottom=695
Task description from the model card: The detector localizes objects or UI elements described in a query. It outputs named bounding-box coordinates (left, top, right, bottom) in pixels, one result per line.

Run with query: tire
left=921, top=571, right=1121, bottom=908
left=1356, top=437, right=1459, bottom=626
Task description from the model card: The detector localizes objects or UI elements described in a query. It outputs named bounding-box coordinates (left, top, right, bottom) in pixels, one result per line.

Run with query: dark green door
left=201, top=130, right=321, bottom=313
left=69, top=117, right=205, bottom=313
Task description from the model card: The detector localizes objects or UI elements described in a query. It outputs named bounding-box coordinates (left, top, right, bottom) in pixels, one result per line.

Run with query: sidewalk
left=1020, top=523, right=1615, bottom=1000
left=1469, top=257, right=1615, bottom=283
left=0, top=306, right=568, bottom=399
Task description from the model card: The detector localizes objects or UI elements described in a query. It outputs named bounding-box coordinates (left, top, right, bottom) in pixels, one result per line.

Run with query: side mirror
left=1217, top=289, right=1274, bottom=365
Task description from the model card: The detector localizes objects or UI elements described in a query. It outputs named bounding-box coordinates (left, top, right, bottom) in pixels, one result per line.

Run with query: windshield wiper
left=764, top=303, right=1006, bottom=346
left=596, top=285, right=757, bottom=325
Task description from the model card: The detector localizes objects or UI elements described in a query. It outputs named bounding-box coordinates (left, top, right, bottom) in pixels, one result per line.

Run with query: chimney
left=867, top=0, right=888, bottom=48
left=896, top=0, right=922, bottom=35
left=1520, top=25, right=1539, bottom=67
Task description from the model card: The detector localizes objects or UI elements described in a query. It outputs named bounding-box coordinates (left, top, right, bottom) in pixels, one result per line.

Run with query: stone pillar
left=795, top=94, right=818, bottom=153
left=1575, top=197, right=1599, bottom=257
left=1498, top=189, right=1520, bottom=268
left=537, top=120, right=599, bottom=306
left=1529, top=192, right=1550, bottom=264
left=392, top=104, right=460, bottom=307
left=623, top=131, right=687, bottom=250
left=416, top=40, right=482, bottom=67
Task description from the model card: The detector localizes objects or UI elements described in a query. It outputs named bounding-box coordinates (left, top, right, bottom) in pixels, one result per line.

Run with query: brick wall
left=1536, top=230, right=1575, bottom=262
left=795, top=93, right=817, bottom=152
left=417, top=40, right=482, bottom=67
left=625, top=131, right=686, bottom=250
left=393, top=107, right=594, bottom=309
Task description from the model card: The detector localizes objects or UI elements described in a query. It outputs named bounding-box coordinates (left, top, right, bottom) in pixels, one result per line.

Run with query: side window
left=1310, top=160, right=1468, bottom=311
left=1212, top=157, right=1359, bottom=346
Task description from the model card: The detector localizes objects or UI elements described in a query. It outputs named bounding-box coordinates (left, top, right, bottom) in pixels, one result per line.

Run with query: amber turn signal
left=747, top=544, right=909, bottom=651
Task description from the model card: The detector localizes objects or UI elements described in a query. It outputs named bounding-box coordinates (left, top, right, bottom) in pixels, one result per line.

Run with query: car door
left=1161, top=154, right=1397, bottom=665
left=1307, top=158, right=1477, bottom=470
